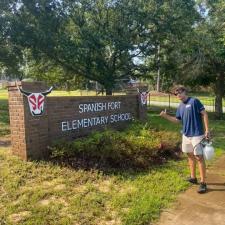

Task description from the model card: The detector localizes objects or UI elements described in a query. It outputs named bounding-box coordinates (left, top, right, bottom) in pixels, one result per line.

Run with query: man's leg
left=190, top=136, right=207, bottom=193
left=195, top=155, right=207, bottom=193
left=195, top=155, right=206, bottom=183
left=182, top=135, right=196, bottom=179
left=187, top=152, right=196, bottom=178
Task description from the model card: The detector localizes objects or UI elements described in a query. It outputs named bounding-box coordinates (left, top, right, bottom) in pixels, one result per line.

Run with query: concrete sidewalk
left=154, top=155, right=225, bottom=225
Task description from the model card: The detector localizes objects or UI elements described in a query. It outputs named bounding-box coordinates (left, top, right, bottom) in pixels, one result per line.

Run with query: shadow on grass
left=46, top=154, right=187, bottom=185
left=49, top=136, right=183, bottom=177
left=0, top=99, right=9, bottom=122
left=0, top=139, right=11, bottom=147
left=0, top=99, right=9, bottom=111
left=48, top=152, right=184, bottom=177
left=0, top=99, right=10, bottom=136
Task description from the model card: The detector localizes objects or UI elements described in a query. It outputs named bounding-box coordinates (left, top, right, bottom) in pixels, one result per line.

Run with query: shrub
left=49, top=123, right=181, bottom=170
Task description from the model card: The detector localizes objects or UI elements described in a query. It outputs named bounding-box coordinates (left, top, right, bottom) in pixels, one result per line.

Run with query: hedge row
left=49, top=123, right=181, bottom=170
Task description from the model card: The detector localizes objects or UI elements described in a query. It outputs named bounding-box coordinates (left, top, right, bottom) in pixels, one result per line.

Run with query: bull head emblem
left=18, top=86, right=53, bottom=116
left=137, top=88, right=149, bottom=105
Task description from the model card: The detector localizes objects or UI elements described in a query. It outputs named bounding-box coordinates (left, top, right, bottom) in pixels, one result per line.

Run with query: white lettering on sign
left=107, top=101, right=121, bottom=110
left=79, top=101, right=121, bottom=113
left=61, top=101, right=134, bottom=132
left=62, top=116, right=109, bottom=131
left=61, top=113, right=132, bottom=132
left=79, top=102, right=107, bottom=113
left=110, top=113, right=131, bottom=123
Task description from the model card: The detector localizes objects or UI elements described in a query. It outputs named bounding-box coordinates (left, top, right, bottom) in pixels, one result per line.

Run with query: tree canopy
left=1, top=0, right=224, bottom=117
left=0, top=0, right=198, bottom=94
left=173, top=0, right=225, bottom=117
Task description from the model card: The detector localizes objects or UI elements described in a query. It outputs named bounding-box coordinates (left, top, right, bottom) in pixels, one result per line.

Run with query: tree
left=175, top=0, right=225, bottom=118
left=0, top=0, right=150, bottom=94
left=1, top=0, right=199, bottom=94
left=144, top=0, right=200, bottom=92
left=0, top=1, right=26, bottom=80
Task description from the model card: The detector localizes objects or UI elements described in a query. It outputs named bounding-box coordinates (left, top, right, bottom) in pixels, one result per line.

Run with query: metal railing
left=148, top=94, right=224, bottom=113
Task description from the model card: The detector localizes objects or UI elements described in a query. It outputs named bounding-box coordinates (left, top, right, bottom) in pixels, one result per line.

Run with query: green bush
left=49, top=123, right=181, bottom=169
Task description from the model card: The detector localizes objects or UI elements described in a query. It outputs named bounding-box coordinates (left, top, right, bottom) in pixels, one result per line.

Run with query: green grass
left=149, top=95, right=224, bottom=107
left=1, top=88, right=223, bottom=105
left=0, top=90, right=225, bottom=225
left=49, top=90, right=125, bottom=96
left=0, top=146, right=190, bottom=225
left=0, top=90, right=10, bottom=136
left=0, top=89, right=125, bottom=98
left=49, top=90, right=98, bottom=96
left=0, top=89, right=8, bottom=100
left=0, top=99, right=9, bottom=136
left=149, top=91, right=225, bottom=107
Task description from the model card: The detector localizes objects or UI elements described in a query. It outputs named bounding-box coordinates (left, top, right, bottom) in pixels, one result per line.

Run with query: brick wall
left=8, top=83, right=27, bottom=159
left=8, top=81, right=147, bottom=161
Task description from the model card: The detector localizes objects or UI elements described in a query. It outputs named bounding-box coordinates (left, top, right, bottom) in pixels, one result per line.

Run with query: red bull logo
left=137, top=88, right=149, bottom=105
left=19, top=87, right=53, bottom=116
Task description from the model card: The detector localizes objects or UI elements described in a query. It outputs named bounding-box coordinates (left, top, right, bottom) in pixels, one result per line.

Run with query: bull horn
left=18, top=87, right=32, bottom=96
left=42, top=86, right=53, bottom=96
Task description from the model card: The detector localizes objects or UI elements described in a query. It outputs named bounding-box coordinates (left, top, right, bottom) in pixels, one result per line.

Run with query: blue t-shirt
left=176, top=97, right=205, bottom=137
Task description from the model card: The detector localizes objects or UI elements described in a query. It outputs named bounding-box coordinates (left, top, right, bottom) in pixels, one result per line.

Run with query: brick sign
left=8, top=81, right=147, bottom=160
left=61, top=101, right=132, bottom=132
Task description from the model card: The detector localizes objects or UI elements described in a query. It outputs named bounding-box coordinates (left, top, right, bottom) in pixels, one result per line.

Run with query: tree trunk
left=214, top=73, right=224, bottom=119
left=106, top=88, right=113, bottom=96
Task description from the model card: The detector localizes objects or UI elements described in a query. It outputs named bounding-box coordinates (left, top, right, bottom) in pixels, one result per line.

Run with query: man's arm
left=201, top=110, right=210, bottom=138
left=160, top=109, right=180, bottom=124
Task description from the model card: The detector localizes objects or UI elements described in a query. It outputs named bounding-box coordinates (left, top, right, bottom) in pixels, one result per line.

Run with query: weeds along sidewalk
left=154, top=154, right=225, bottom=225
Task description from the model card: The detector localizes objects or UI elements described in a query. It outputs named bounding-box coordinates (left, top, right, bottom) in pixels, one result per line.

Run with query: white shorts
left=182, top=135, right=205, bottom=155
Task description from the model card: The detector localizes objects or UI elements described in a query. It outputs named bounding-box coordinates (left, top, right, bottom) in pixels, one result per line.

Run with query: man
left=160, top=86, right=210, bottom=193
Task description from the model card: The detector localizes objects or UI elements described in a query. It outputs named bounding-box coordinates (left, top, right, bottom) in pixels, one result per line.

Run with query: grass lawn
left=0, top=89, right=8, bottom=100
left=0, top=90, right=225, bottom=225
left=149, top=94, right=225, bottom=107
left=0, top=98, right=9, bottom=136
left=49, top=90, right=125, bottom=96
left=0, top=88, right=125, bottom=98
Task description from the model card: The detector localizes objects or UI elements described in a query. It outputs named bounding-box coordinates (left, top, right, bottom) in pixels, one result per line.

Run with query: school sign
left=8, top=81, right=147, bottom=160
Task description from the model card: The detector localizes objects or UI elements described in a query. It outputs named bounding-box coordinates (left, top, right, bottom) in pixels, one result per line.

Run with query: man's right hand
left=204, top=131, right=211, bottom=140
left=159, top=109, right=180, bottom=123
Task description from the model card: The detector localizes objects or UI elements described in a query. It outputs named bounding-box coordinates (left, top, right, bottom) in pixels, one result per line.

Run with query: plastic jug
left=203, top=142, right=214, bottom=160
